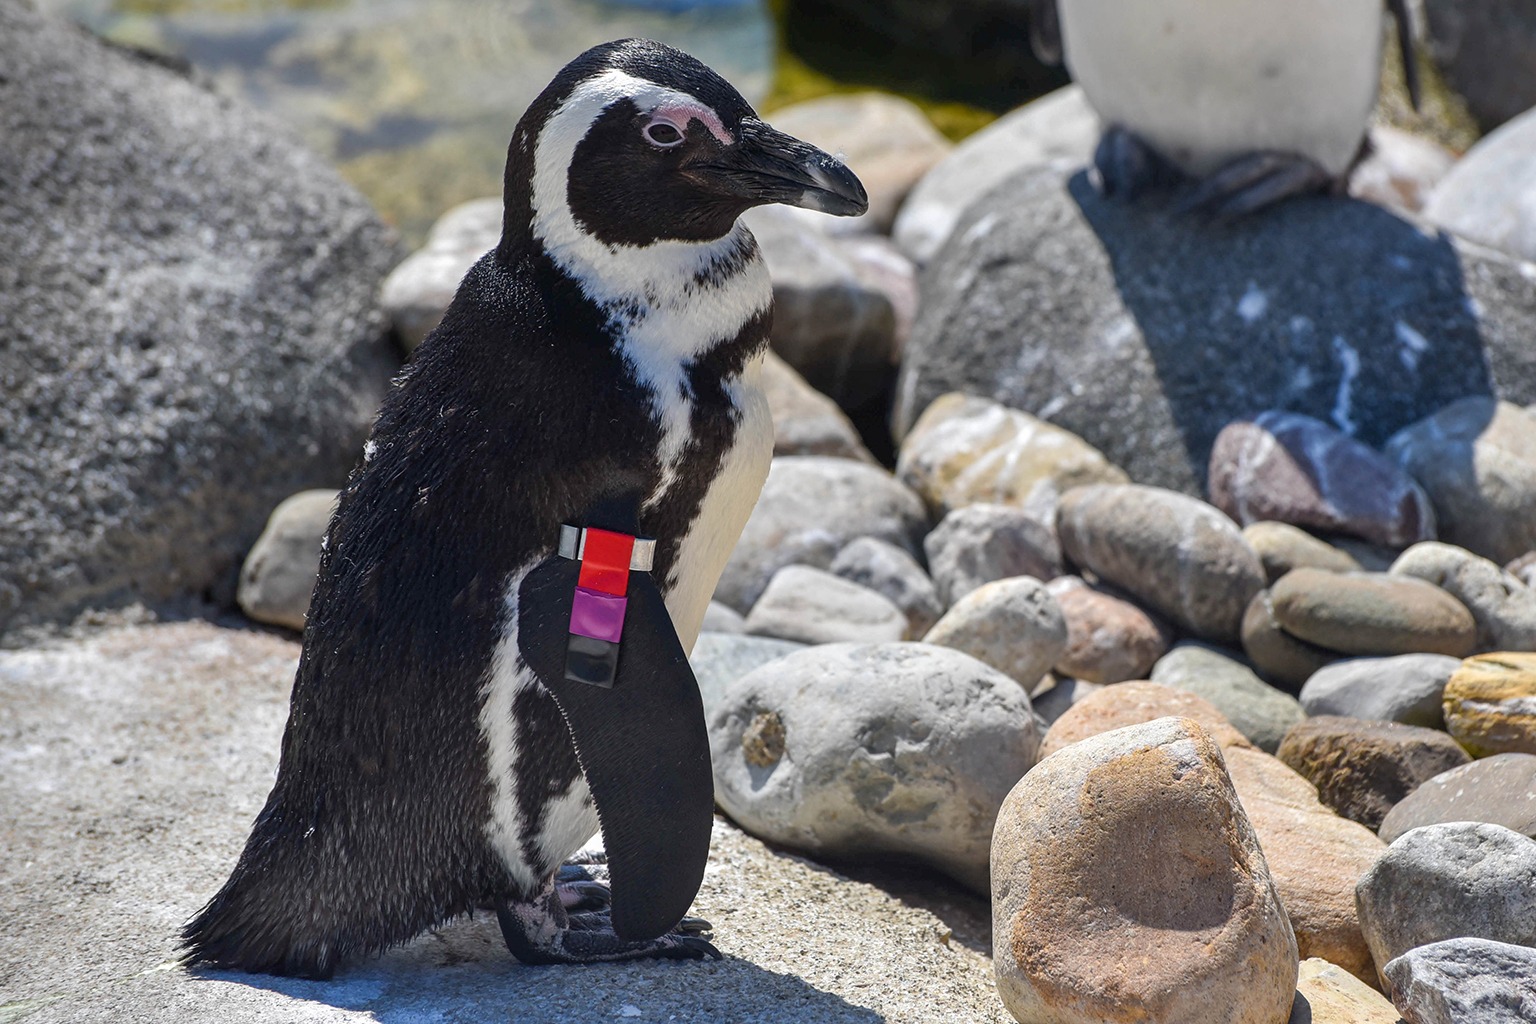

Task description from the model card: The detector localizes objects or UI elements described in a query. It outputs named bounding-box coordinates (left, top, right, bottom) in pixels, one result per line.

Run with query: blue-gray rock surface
left=1298, top=653, right=1462, bottom=728
left=1383, top=937, right=1536, bottom=1024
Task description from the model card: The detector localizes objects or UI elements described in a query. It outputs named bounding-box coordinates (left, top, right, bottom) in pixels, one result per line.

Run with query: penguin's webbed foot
left=496, top=883, right=722, bottom=966
left=1092, top=125, right=1182, bottom=201
left=1179, top=151, right=1334, bottom=219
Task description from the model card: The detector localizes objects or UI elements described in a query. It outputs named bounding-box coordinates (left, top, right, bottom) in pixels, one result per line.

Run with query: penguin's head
left=503, top=39, right=868, bottom=254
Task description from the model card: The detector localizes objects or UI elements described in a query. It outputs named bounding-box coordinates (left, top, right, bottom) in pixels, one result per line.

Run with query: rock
left=1330, top=537, right=1405, bottom=573
left=1347, top=125, right=1458, bottom=215
left=1270, top=569, right=1478, bottom=657
left=1039, top=680, right=1253, bottom=758
left=1385, top=398, right=1536, bottom=566
left=922, top=577, right=1067, bottom=691
left=715, top=456, right=928, bottom=613
left=763, top=93, right=951, bottom=234
left=761, top=350, right=876, bottom=462
left=1441, top=652, right=1536, bottom=756
left=1242, top=590, right=1341, bottom=693
left=1291, top=957, right=1405, bottom=1024
left=378, top=197, right=500, bottom=349
left=1208, top=411, right=1435, bottom=548
left=892, top=164, right=1536, bottom=495
left=992, top=717, right=1298, bottom=1024
left=1046, top=576, right=1173, bottom=685
left=1244, top=521, right=1364, bottom=585
left=922, top=503, right=1062, bottom=607
left=895, top=392, right=1127, bottom=519
left=700, top=601, right=747, bottom=634
left=742, top=206, right=914, bottom=409
left=1390, top=542, right=1536, bottom=652
left=1356, top=822, right=1536, bottom=977
left=1424, top=107, right=1536, bottom=264
left=829, top=536, right=944, bottom=637
left=1224, top=745, right=1388, bottom=984
left=1299, top=654, right=1462, bottom=729
left=690, top=631, right=806, bottom=719
left=1029, top=676, right=1104, bottom=731
left=236, top=490, right=338, bottom=631
left=1384, top=938, right=1536, bottom=1024
left=895, top=86, right=1098, bottom=265
left=1058, top=484, right=1266, bottom=644
left=712, top=642, right=1039, bottom=892
left=744, top=565, right=909, bottom=645
left=1422, top=0, right=1536, bottom=131
left=1275, top=715, right=1471, bottom=831
left=0, top=622, right=1011, bottom=1024
left=1151, top=643, right=1307, bottom=753
left=0, top=4, right=400, bottom=641
left=1510, top=551, right=1536, bottom=590
left=1379, top=753, right=1536, bottom=843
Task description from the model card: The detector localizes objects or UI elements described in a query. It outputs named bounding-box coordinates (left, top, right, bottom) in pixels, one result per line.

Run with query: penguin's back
left=1061, top=0, right=1384, bottom=177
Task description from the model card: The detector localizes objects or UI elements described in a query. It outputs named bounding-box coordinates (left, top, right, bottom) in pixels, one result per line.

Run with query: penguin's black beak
left=703, top=118, right=869, bottom=218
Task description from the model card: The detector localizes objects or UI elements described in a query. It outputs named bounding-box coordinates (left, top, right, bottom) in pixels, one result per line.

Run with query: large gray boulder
left=893, top=165, right=1536, bottom=493
left=0, top=4, right=400, bottom=642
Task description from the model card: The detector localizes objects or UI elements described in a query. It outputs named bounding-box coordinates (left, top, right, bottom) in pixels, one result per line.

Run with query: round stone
left=1150, top=642, right=1305, bottom=754
left=1269, top=568, right=1477, bottom=657
left=1298, top=653, right=1462, bottom=729
left=1047, top=576, right=1173, bottom=685
left=923, top=503, right=1062, bottom=607
left=923, top=576, right=1067, bottom=691
left=743, top=565, right=909, bottom=645
left=1039, top=681, right=1252, bottom=758
left=237, top=489, right=338, bottom=632
left=1242, top=521, right=1362, bottom=584
left=1390, top=541, right=1536, bottom=653
left=1241, top=589, right=1339, bottom=693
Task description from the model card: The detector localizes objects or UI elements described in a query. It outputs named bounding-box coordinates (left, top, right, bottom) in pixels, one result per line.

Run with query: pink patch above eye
left=651, top=102, right=732, bottom=146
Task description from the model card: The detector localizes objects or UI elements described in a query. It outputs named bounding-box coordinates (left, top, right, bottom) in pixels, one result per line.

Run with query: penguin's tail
left=180, top=857, right=352, bottom=980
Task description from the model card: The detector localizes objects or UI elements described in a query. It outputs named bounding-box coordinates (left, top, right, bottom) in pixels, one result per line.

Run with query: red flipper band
left=559, top=526, right=651, bottom=688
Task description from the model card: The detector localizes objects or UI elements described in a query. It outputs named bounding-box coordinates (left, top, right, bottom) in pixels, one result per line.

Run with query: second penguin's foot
left=1179, top=151, right=1335, bottom=218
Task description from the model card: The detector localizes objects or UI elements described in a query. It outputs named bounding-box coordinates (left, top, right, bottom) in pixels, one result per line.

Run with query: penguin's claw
left=1179, top=151, right=1333, bottom=219
left=557, top=879, right=613, bottom=912
left=1092, top=126, right=1180, bottom=201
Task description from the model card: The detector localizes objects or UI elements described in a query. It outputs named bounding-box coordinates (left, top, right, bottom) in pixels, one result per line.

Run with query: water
left=36, top=0, right=773, bottom=244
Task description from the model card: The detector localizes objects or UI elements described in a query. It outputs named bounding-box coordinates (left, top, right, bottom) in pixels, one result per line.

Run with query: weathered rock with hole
left=712, top=642, right=1038, bottom=892
left=690, top=631, right=806, bottom=720
left=1047, top=576, right=1173, bottom=685
left=1299, top=654, right=1462, bottom=729
left=923, top=503, right=1062, bottom=607
left=923, top=577, right=1067, bottom=692
left=1390, top=542, right=1536, bottom=653
left=744, top=566, right=909, bottom=645
left=1441, top=652, right=1536, bottom=756
left=1379, top=753, right=1536, bottom=843
left=1270, top=569, right=1478, bottom=657
left=1383, top=937, right=1536, bottom=1024
left=992, top=717, right=1298, bottom=1024
left=1151, top=643, right=1306, bottom=754
left=236, top=490, right=338, bottom=632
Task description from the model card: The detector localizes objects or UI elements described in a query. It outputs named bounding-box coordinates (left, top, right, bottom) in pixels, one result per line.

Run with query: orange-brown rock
left=1442, top=651, right=1536, bottom=756
left=1039, top=681, right=1253, bottom=758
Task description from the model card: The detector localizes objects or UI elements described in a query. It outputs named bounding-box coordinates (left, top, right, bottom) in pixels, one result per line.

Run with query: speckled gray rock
left=690, top=631, right=806, bottom=720
left=829, top=536, right=944, bottom=637
left=715, top=457, right=928, bottom=613
left=893, top=164, right=1536, bottom=495
left=1390, top=542, right=1536, bottom=652
left=712, top=642, right=1039, bottom=892
left=1270, top=569, right=1478, bottom=657
left=1379, top=753, right=1536, bottom=844
left=761, top=351, right=875, bottom=463
left=1151, top=642, right=1306, bottom=753
left=1241, top=590, right=1340, bottom=693
left=0, top=4, right=400, bottom=641
left=923, top=503, right=1062, bottom=607
left=1386, top=398, right=1536, bottom=566
left=1209, top=411, right=1435, bottom=548
left=1047, top=576, right=1173, bottom=685
left=1057, top=485, right=1266, bottom=644
left=745, top=566, right=909, bottom=645
left=992, top=717, right=1298, bottom=1024
left=236, top=490, right=338, bottom=631
left=1384, top=938, right=1536, bottom=1024
left=379, top=197, right=500, bottom=349
left=923, top=576, right=1067, bottom=691
left=1299, top=654, right=1461, bottom=729
left=1355, top=822, right=1536, bottom=977
left=1243, top=521, right=1363, bottom=585
left=894, top=86, right=1098, bottom=265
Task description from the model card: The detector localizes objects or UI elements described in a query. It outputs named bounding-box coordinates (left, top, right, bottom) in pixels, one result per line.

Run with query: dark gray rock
left=0, top=4, right=400, bottom=641
left=829, top=536, right=945, bottom=637
left=1298, top=653, right=1461, bottom=729
left=923, top=503, right=1062, bottom=607
left=1423, top=0, right=1536, bottom=131
left=1384, top=938, right=1536, bottom=1024
left=893, top=165, right=1536, bottom=494
left=1379, top=753, right=1536, bottom=844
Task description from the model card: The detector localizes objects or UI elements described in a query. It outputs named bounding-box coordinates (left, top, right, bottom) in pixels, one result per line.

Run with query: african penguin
left=181, top=38, right=866, bottom=977
left=1029, top=0, right=1421, bottom=215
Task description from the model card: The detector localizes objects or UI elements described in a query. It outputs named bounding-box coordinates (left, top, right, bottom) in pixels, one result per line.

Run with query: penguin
left=1028, top=0, right=1422, bottom=215
left=180, top=38, right=866, bottom=978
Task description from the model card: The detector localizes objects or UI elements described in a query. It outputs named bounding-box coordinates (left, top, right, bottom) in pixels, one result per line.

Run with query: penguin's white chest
left=1060, top=0, right=1385, bottom=177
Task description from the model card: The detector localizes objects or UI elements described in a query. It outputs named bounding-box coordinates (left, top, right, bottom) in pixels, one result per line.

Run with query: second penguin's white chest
left=1060, top=0, right=1385, bottom=177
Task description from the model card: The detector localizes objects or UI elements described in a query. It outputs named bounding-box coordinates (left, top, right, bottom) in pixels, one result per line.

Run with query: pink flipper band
left=570, top=587, right=628, bottom=644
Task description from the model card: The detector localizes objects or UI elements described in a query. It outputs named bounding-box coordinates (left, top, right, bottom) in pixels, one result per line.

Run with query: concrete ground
left=0, top=620, right=1002, bottom=1024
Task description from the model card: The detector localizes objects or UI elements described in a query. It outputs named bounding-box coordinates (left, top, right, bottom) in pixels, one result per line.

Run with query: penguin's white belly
left=1060, top=0, right=1384, bottom=177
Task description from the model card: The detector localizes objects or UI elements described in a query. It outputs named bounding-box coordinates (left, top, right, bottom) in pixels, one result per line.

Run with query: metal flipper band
left=559, top=525, right=655, bottom=687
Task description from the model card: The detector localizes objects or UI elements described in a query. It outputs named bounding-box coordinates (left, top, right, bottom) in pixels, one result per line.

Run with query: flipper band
left=558, top=525, right=655, bottom=572
left=559, top=525, right=653, bottom=687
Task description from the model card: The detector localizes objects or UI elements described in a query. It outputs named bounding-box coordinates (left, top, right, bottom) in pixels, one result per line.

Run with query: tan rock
left=1039, top=681, right=1253, bottom=758
left=236, top=489, right=338, bottom=631
left=993, top=717, right=1298, bottom=1024
left=1289, top=958, right=1403, bottom=1023
left=761, top=350, right=875, bottom=462
left=1269, top=569, right=1477, bottom=657
left=1047, top=576, right=1173, bottom=684
left=1243, top=521, right=1362, bottom=585
left=896, top=392, right=1127, bottom=521
left=1442, top=652, right=1536, bottom=756
left=923, top=576, right=1067, bottom=691
left=1224, top=747, right=1388, bottom=986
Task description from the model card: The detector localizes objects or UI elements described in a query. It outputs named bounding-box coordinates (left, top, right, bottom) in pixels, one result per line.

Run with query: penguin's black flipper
left=1386, top=0, right=1422, bottom=111
left=518, top=546, right=714, bottom=944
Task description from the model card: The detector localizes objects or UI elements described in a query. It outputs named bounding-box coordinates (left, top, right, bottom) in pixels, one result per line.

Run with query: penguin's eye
left=643, top=121, right=685, bottom=149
